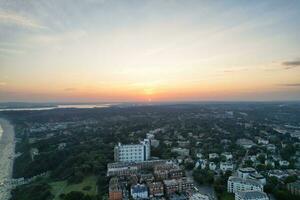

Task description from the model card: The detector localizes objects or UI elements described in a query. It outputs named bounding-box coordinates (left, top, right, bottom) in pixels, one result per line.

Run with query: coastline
left=0, top=118, right=15, bottom=200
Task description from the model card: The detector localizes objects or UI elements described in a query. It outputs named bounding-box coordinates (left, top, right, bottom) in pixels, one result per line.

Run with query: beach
left=0, top=118, right=15, bottom=200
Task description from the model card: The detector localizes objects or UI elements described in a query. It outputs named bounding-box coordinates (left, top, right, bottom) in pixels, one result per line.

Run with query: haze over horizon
left=1, top=0, right=300, bottom=102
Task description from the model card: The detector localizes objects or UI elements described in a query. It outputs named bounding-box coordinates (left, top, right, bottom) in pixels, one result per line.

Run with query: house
left=109, top=177, right=123, bottom=200
left=196, top=153, right=204, bottom=159
left=268, top=170, right=288, bottom=179
left=195, top=159, right=207, bottom=170
left=58, top=142, right=66, bottom=150
left=30, top=148, right=39, bottom=160
left=163, top=178, right=194, bottom=195
left=148, top=182, right=164, bottom=197
left=257, top=138, right=269, bottom=145
left=266, top=144, right=276, bottom=152
left=172, top=148, right=190, bottom=156
left=209, top=162, right=217, bottom=171
left=236, top=139, right=255, bottom=149
left=220, top=162, right=234, bottom=172
left=131, top=184, right=148, bottom=199
left=209, top=153, right=219, bottom=159
left=264, top=160, right=275, bottom=168
left=221, top=152, right=233, bottom=160
left=279, top=160, right=290, bottom=167
left=235, top=191, right=269, bottom=200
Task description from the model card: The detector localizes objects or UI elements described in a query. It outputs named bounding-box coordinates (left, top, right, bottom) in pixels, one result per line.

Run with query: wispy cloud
left=277, top=83, right=300, bottom=87
left=223, top=68, right=248, bottom=73
left=0, top=11, right=46, bottom=29
left=282, top=59, right=300, bottom=69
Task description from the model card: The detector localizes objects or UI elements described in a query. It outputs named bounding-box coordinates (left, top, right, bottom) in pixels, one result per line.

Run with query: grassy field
left=50, top=176, right=98, bottom=199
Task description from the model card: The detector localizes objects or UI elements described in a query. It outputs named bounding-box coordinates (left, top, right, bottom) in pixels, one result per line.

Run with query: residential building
left=163, top=178, right=194, bottom=195
left=209, top=162, right=217, bottom=171
left=114, top=139, right=150, bottom=162
left=131, top=184, right=148, bottom=199
left=236, top=139, right=255, bottom=149
left=235, top=191, right=269, bottom=200
left=220, top=162, right=234, bottom=172
left=238, top=168, right=256, bottom=179
left=222, top=152, right=233, bottom=160
left=109, top=177, right=123, bottom=200
left=279, top=160, right=290, bottom=167
left=248, top=173, right=266, bottom=185
left=227, top=176, right=263, bottom=193
left=171, top=148, right=190, bottom=156
left=287, top=181, right=300, bottom=196
left=209, top=153, right=219, bottom=159
left=148, top=182, right=164, bottom=197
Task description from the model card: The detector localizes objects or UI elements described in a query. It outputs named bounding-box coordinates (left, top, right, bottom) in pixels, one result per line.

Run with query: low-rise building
left=248, top=173, right=266, bottom=185
left=287, top=181, right=300, bottom=196
left=238, top=167, right=256, bottom=179
left=172, top=148, right=190, bottom=156
left=227, top=176, right=263, bottom=194
left=235, top=191, right=269, bottom=200
left=148, top=182, right=164, bottom=197
left=220, top=162, right=234, bottom=172
left=222, top=152, right=233, bottom=160
left=209, top=153, right=219, bottom=159
left=131, top=184, right=148, bottom=199
left=268, top=170, right=288, bottom=179
left=209, top=162, right=217, bottom=171
left=236, top=139, right=255, bottom=149
left=109, top=177, right=123, bottom=200
left=279, top=160, right=290, bottom=167
left=163, top=178, right=194, bottom=195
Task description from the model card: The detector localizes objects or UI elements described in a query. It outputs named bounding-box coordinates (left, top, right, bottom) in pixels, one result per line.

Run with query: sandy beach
left=0, top=118, right=15, bottom=200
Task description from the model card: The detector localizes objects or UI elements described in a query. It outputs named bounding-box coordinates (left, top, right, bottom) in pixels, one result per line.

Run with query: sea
left=0, top=104, right=111, bottom=111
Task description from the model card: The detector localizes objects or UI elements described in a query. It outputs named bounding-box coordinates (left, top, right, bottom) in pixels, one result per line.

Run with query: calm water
left=0, top=104, right=111, bottom=111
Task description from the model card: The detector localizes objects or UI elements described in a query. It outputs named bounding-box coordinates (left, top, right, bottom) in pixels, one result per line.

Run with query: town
left=0, top=103, right=299, bottom=200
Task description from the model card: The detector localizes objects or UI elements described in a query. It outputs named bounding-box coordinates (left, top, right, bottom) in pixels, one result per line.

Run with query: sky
left=0, top=0, right=300, bottom=102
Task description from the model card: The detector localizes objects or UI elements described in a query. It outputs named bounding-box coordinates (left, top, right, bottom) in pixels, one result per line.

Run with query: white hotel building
left=114, top=139, right=150, bottom=162
left=227, top=176, right=263, bottom=194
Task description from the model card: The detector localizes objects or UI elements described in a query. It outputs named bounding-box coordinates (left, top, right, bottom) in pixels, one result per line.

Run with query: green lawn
left=50, top=176, right=98, bottom=199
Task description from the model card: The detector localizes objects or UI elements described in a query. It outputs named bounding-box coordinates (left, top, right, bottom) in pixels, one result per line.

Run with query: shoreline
left=0, top=118, right=15, bottom=200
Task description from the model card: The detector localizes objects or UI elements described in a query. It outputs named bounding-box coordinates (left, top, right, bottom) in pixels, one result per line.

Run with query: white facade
left=235, top=191, right=269, bottom=200
left=114, top=139, right=150, bottom=162
left=222, top=152, right=233, bottom=160
left=220, top=162, right=234, bottom=172
left=227, top=176, right=263, bottom=194
left=238, top=168, right=256, bottom=179
left=209, top=153, right=219, bottom=159
left=248, top=173, right=266, bottom=186
left=131, top=184, right=148, bottom=199
left=209, top=162, right=217, bottom=171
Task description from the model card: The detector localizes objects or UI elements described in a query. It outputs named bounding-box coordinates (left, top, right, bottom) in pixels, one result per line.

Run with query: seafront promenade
left=0, top=118, right=15, bottom=200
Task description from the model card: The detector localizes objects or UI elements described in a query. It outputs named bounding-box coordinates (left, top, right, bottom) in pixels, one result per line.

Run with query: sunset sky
left=0, top=0, right=300, bottom=102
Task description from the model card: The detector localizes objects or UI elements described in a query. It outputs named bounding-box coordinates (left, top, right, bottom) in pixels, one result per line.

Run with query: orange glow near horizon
left=1, top=1, right=300, bottom=102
